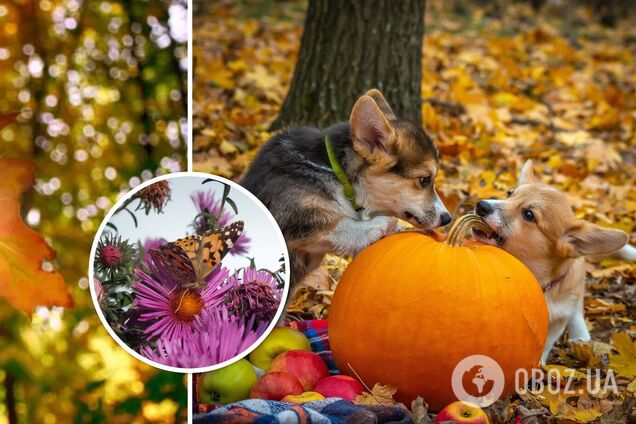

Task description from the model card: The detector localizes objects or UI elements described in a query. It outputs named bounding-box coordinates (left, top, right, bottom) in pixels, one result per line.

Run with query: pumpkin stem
left=446, top=214, right=493, bottom=247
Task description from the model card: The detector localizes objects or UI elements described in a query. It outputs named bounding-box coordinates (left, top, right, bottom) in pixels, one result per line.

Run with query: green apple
left=198, top=359, right=257, bottom=405
left=248, top=327, right=311, bottom=371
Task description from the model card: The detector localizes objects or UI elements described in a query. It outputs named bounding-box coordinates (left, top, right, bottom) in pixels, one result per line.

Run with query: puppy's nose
left=440, top=212, right=452, bottom=226
left=476, top=200, right=493, bottom=217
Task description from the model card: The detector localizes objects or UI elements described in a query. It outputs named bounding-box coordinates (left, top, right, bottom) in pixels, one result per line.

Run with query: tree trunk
left=4, top=372, right=17, bottom=424
left=272, top=0, right=425, bottom=130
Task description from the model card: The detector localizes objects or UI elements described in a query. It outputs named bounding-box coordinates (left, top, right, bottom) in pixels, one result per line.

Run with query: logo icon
left=451, top=355, right=504, bottom=407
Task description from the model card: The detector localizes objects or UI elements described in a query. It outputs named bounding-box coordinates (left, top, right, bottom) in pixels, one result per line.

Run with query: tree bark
left=4, top=372, right=17, bottom=424
left=272, top=0, right=425, bottom=130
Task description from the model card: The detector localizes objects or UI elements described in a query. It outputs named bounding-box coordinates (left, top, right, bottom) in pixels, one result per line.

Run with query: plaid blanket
left=193, top=398, right=413, bottom=424
left=289, top=319, right=338, bottom=375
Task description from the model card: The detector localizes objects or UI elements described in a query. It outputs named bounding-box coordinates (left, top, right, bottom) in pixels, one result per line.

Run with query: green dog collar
left=324, top=135, right=361, bottom=212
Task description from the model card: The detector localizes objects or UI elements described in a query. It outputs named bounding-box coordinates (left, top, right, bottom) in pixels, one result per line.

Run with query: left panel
left=0, top=0, right=189, bottom=422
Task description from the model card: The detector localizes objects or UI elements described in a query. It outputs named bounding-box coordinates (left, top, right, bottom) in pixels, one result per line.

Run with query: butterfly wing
left=192, top=220, right=244, bottom=280
left=149, top=242, right=198, bottom=287
left=172, top=234, right=201, bottom=264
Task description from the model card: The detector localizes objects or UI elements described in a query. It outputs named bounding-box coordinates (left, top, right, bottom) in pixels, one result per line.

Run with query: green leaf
left=225, top=197, right=238, bottom=214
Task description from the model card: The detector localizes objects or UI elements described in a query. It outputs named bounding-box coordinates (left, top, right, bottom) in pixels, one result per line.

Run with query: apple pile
left=197, top=327, right=365, bottom=406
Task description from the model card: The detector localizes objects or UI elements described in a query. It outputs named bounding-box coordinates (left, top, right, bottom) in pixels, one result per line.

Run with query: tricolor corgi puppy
left=242, top=89, right=451, bottom=288
left=472, top=160, right=634, bottom=363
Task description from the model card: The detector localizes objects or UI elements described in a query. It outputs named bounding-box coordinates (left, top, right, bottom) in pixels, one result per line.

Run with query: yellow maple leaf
left=354, top=383, right=398, bottom=406
left=609, top=333, right=636, bottom=378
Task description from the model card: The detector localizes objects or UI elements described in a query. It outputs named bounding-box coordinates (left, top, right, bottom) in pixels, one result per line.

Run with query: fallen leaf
left=219, top=140, right=238, bottom=155
left=354, top=383, right=398, bottom=406
left=0, top=158, right=73, bottom=314
left=585, top=298, right=626, bottom=315
left=591, top=264, right=636, bottom=278
left=609, top=333, right=636, bottom=378
left=541, top=364, right=587, bottom=381
left=557, top=398, right=603, bottom=423
left=411, top=396, right=432, bottom=424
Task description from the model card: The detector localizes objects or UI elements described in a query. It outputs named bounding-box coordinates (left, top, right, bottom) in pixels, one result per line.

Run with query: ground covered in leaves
left=194, top=1, right=636, bottom=421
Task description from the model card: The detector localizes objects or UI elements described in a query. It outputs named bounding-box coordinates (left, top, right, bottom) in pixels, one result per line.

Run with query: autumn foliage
left=0, top=157, right=73, bottom=313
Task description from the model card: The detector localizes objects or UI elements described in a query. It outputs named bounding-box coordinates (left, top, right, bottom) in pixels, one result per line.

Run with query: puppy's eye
left=506, top=189, right=514, bottom=198
left=419, top=176, right=432, bottom=188
left=522, top=208, right=535, bottom=222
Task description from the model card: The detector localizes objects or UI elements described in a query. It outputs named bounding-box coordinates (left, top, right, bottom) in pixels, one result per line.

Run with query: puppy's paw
left=364, top=217, right=406, bottom=247
left=371, top=216, right=401, bottom=239
left=382, top=217, right=402, bottom=235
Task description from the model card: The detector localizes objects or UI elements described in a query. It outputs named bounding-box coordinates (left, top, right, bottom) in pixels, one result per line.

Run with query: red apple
left=248, top=372, right=304, bottom=401
left=313, top=375, right=364, bottom=401
left=268, top=350, right=329, bottom=391
left=434, top=401, right=490, bottom=424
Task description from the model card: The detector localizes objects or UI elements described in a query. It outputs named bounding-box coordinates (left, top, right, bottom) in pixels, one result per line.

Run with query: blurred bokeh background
left=0, top=0, right=188, bottom=422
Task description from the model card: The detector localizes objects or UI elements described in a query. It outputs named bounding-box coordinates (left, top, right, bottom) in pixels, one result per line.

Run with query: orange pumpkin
left=329, top=215, right=548, bottom=411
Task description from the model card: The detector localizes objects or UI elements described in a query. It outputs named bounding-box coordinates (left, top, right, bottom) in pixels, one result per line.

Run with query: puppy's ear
left=350, top=95, right=396, bottom=167
left=364, top=89, right=396, bottom=120
left=558, top=220, right=628, bottom=258
left=518, top=160, right=540, bottom=185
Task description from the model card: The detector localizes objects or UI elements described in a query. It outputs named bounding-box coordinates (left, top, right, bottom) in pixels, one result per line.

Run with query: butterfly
left=149, top=220, right=244, bottom=289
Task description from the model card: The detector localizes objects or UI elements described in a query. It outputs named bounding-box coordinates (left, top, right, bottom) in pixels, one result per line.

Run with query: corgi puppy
left=242, top=89, right=451, bottom=287
left=472, top=160, right=633, bottom=363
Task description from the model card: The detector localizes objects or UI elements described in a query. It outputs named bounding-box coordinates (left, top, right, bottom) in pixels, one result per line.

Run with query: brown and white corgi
left=242, top=89, right=451, bottom=288
left=472, top=160, right=634, bottom=362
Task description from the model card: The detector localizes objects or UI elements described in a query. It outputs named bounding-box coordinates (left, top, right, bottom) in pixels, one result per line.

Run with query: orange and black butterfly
left=150, top=221, right=244, bottom=289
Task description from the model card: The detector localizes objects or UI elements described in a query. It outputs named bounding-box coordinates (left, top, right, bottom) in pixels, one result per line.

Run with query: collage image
left=1, top=0, right=636, bottom=423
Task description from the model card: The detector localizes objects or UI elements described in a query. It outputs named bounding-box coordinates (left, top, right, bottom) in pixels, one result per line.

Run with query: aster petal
left=141, top=308, right=270, bottom=368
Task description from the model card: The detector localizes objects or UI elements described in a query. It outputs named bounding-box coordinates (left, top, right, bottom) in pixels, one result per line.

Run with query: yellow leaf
left=200, top=128, right=216, bottom=137
left=219, top=140, right=238, bottom=155
left=206, top=59, right=234, bottom=89
left=557, top=401, right=603, bottom=423
left=609, top=333, right=636, bottom=378
left=591, top=264, right=635, bottom=279
left=541, top=365, right=587, bottom=380
left=354, top=383, right=398, bottom=406
left=585, top=298, right=625, bottom=315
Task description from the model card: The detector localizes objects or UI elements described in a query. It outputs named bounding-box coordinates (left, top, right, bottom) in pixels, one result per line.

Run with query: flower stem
left=446, top=214, right=492, bottom=247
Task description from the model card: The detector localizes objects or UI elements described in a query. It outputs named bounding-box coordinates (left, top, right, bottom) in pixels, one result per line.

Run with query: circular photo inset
left=89, top=173, right=289, bottom=372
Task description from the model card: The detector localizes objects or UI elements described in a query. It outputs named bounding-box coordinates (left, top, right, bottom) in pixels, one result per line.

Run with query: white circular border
left=88, top=171, right=291, bottom=374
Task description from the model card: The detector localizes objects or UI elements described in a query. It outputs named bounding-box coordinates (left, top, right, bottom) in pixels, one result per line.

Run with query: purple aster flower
left=190, top=190, right=251, bottom=255
left=140, top=308, right=268, bottom=368
left=226, top=267, right=282, bottom=323
left=133, top=254, right=238, bottom=341
left=143, top=238, right=166, bottom=252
